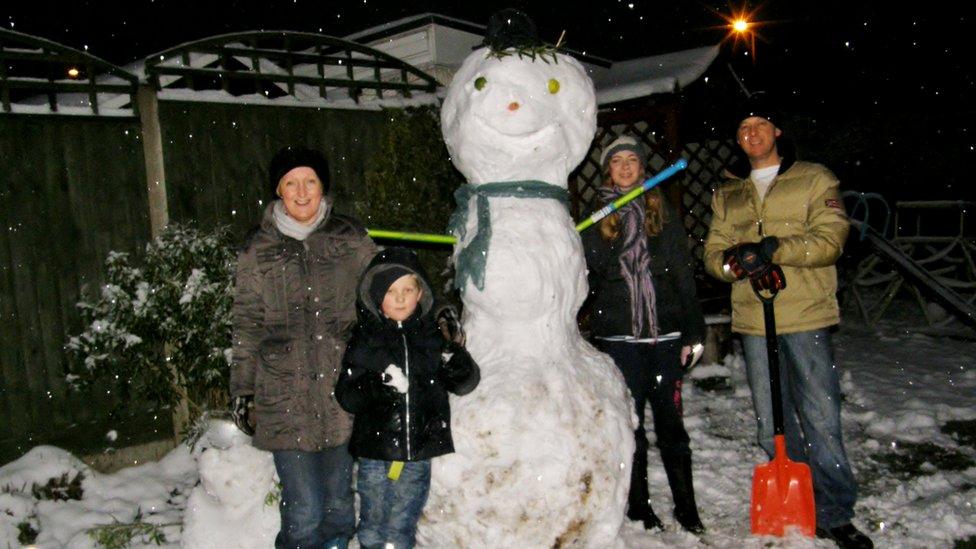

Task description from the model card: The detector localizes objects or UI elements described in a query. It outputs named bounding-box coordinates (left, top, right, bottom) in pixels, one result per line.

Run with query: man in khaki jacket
left=704, top=94, right=872, bottom=549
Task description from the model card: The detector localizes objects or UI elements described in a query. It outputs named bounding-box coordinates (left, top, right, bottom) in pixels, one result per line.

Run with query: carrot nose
left=508, top=101, right=520, bottom=111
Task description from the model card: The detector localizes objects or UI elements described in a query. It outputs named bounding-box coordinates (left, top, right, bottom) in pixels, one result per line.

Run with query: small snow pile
left=0, top=446, right=87, bottom=546
left=181, top=419, right=279, bottom=548
left=0, top=444, right=195, bottom=547
left=0, top=445, right=88, bottom=493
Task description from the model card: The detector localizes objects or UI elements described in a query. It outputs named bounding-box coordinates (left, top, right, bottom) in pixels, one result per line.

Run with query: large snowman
left=418, top=12, right=635, bottom=548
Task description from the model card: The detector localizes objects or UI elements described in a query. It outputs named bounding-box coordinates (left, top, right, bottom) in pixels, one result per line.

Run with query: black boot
left=627, top=434, right=663, bottom=531
left=816, top=523, right=873, bottom=549
left=662, top=451, right=705, bottom=534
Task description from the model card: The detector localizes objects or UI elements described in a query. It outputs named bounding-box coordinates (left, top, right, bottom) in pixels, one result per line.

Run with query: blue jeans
left=356, top=459, right=431, bottom=549
left=272, top=445, right=356, bottom=549
left=742, top=328, right=858, bottom=529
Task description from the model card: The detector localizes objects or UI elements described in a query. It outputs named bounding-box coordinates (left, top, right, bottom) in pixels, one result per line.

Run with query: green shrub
left=66, top=224, right=236, bottom=420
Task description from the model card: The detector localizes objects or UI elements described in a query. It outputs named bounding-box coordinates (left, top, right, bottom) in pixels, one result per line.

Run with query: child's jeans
left=356, top=458, right=431, bottom=549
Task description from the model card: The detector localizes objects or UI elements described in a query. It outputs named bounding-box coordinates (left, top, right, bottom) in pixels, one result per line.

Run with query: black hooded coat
left=334, top=248, right=479, bottom=461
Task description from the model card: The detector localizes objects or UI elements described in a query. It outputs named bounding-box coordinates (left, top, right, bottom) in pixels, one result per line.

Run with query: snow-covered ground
left=2, top=319, right=974, bottom=548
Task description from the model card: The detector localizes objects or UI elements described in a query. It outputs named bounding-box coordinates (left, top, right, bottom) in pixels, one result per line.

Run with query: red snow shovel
left=750, top=279, right=816, bottom=537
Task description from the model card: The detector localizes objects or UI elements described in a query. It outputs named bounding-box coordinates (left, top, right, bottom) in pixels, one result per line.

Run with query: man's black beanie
left=733, top=91, right=784, bottom=131
left=268, top=146, right=330, bottom=196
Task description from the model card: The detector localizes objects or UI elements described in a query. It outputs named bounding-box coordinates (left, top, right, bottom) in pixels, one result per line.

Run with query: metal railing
left=844, top=194, right=976, bottom=328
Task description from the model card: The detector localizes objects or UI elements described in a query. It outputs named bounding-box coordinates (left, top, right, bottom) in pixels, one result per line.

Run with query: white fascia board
left=430, top=25, right=483, bottom=69
left=592, top=44, right=720, bottom=106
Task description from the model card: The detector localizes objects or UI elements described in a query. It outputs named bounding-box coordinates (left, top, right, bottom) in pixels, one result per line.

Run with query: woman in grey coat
left=229, top=145, right=377, bottom=549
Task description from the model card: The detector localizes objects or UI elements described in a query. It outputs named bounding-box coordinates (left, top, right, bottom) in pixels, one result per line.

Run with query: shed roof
left=347, top=13, right=719, bottom=106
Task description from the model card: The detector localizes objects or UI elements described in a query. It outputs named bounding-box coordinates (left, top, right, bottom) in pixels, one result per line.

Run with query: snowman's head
left=441, top=48, right=597, bottom=186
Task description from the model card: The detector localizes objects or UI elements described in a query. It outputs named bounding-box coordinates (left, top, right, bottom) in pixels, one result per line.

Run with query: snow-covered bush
left=66, top=224, right=236, bottom=420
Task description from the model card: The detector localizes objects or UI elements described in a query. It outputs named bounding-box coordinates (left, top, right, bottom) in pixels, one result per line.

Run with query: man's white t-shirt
left=751, top=165, right=780, bottom=201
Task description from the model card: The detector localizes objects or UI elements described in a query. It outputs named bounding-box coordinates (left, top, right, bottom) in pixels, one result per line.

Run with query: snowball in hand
left=383, top=364, right=408, bottom=394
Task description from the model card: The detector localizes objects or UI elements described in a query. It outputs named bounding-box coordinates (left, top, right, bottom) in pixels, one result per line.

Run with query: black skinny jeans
left=595, top=338, right=691, bottom=459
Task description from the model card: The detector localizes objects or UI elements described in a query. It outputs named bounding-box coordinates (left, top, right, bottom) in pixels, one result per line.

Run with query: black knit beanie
left=268, top=146, right=330, bottom=197
left=734, top=91, right=784, bottom=131
left=369, top=266, right=416, bottom=309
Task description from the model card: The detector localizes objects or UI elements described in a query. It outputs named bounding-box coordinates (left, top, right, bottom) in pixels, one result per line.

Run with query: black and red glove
left=723, top=237, right=779, bottom=280
left=751, top=264, right=787, bottom=292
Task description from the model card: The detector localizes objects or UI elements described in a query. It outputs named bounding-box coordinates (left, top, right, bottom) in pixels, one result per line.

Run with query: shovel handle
left=752, top=283, right=785, bottom=436
left=750, top=279, right=779, bottom=303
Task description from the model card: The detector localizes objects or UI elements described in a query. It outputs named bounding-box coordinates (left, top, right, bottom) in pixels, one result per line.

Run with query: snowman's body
left=418, top=47, right=635, bottom=548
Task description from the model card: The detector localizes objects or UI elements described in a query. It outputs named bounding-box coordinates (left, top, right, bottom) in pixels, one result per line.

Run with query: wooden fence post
left=136, top=85, right=189, bottom=440
left=137, top=84, right=169, bottom=237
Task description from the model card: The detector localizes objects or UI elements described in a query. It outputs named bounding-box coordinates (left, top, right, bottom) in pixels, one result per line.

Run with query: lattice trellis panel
left=571, top=124, right=741, bottom=262
left=680, top=139, right=740, bottom=259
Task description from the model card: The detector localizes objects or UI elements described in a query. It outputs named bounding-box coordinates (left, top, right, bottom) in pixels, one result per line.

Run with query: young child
left=335, top=247, right=479, bottom=549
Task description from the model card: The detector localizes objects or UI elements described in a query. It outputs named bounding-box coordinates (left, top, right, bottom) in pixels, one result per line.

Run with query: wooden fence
left=0, top=102, right=391, bottom=461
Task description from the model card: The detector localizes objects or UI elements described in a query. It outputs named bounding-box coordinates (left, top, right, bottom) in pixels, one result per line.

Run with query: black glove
left=439, top=341, right=465, bottom=376
left=438, top=341, right=480, bottom=395
left=751, top=264, right=787, bottom=292
left=231, top=395, right=255, bottom=436
left=370, top=370, right=402, bottom=401
left=436, top=304, right=466, bottom=346
left=723, top=237, right=779, bottom=280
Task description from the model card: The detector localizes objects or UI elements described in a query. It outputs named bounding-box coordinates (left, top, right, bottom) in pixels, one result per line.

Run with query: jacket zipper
left=400, top=323, right=412, bottom=460
left=749, top=177, right=768, bottom=237
left=752, top=170, right=783, bottom=238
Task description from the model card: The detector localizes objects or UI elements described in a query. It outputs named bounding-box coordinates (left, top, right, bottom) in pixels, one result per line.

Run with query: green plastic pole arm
left=367, top=158, right=689, bottom=246
left=366, top=229, right=458, bottom=244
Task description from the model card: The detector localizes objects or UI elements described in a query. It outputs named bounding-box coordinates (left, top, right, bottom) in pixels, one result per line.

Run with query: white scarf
left=273, top=199, right=329, bottom=241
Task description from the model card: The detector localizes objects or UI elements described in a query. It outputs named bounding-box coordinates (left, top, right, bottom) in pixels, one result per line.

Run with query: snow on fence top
left=0, top=28, right=139, bottom=116
left=143, top=31, right=443, bottom=110
left=1, top=29, right=444, bottom=115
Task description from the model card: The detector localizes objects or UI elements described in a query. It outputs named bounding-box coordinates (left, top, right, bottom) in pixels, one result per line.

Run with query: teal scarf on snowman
left=448, top=180, right=570, bottom=293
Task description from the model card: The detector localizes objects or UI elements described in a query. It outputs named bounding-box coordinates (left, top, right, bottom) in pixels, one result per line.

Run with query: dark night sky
left=5, top=1, right=975, bottom=198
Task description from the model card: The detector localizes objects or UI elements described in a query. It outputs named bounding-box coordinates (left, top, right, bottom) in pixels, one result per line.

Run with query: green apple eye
left=548, top=79, right=560, bottom=94
left=475, top=76, right=487, bottom=91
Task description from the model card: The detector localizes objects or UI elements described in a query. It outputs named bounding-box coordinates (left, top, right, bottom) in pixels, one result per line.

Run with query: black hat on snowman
left=480, top=9, right=549, bottom=53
